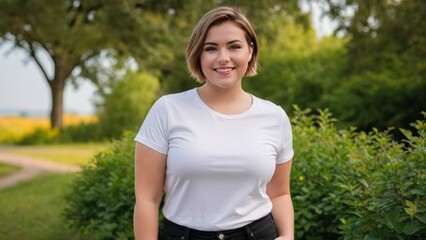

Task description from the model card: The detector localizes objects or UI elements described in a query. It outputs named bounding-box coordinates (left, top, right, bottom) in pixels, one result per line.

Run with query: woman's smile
left=214, top=67, right=235, bottom=75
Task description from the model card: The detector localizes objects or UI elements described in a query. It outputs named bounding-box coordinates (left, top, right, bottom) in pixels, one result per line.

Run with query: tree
left=97, top=71, right=160, bottom=139
left=308, top=0, right=426, bottom=131
left=0, top=0, right=173, bottom=129
left=316, top=0, right=425, bottom=74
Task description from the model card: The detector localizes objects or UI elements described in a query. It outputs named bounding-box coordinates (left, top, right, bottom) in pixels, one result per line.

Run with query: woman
left=134, top=6, right=294, bottom=240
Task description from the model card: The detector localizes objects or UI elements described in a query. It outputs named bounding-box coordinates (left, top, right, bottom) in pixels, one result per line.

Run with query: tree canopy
left=316, top=0, right=426, bottom=131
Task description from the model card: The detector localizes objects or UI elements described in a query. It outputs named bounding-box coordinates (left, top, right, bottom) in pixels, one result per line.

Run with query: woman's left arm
left=266, top=160, right=294, bottom=240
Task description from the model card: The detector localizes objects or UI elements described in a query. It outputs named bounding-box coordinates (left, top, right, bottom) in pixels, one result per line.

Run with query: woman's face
left=200, top=21, right=253, bottom=90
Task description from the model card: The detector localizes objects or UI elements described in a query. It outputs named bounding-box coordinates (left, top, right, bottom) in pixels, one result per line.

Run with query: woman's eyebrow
left=203, top=40, right=243, bottom=46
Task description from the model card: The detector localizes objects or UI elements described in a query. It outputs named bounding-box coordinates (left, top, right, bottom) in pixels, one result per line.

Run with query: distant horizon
left=0, top=107, right=95, bottom=117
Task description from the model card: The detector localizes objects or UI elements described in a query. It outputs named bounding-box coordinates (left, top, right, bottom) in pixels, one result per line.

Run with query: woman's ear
left=248, top=42, right=254, bottom=62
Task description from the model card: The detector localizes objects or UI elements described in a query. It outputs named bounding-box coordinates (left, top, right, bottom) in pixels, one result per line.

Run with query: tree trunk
left=49, top=77, right=65, bottom=129
left=49, top=58, right=70, bottom=129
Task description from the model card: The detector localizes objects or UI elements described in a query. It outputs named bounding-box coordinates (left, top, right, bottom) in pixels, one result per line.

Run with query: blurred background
left=1, top=0, right=424, bottom=140
left=0, top=1, right=424, bottom=239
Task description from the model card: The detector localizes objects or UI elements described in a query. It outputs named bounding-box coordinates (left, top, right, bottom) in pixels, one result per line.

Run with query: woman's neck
left=197, top=84, right=252, bottom=115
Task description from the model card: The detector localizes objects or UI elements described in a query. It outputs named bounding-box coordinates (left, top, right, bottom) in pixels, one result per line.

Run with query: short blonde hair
left=186, top=6, right=259, bottom=83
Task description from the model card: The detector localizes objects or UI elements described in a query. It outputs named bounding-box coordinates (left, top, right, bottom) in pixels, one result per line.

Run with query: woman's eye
left=229, top=45, right=242, bottom=50
left=204, top=47, right=216, bottom=52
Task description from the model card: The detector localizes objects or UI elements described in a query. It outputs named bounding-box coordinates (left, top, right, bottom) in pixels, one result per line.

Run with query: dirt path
left=0, top=152, right=80, bottom=190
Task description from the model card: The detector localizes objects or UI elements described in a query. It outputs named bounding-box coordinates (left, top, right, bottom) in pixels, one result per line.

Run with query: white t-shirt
left=134, top=88, right=294, bottom=231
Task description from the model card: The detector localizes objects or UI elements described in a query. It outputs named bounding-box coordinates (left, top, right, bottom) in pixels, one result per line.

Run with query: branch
left=68, top=3, right=103, bottom=29
left=27, top=42, right=52, bottom=85
left=80, top=49, right=98, bottom=63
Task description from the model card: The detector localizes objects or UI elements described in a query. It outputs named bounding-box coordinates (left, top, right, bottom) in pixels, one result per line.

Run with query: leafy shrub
left=97, top=71, right=160, bottom=140
left=63, top=131, right=136, bottom=240
left=337, top=116, right=426, bottom=239
left=291, top=108, right=426, bottom=239
left=17, top=127, right=59, bottom=145
left=291, top=107, right=353, bottom=239
left=58, top=122, right=103, bottom=143
left=16, top=122, right=102, bottom=145
left=328, top=71, right=426, bottom=133
left=0, top=130, right=22, bottom=144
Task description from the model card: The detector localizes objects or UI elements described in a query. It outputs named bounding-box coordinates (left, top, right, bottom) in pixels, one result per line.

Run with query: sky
left=0, top=2, right=336, bottom=116
left=0, top=43, right=97, bottom=116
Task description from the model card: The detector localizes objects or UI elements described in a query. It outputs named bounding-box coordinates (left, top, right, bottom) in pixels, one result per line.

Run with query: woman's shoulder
left=154, top=88, right=196, bottom=110
left=252, top=95, right=289, bottom=117
left=160, top=89, right=195, bottom=101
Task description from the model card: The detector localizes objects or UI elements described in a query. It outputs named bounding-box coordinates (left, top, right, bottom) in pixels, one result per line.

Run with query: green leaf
left=403, top=221, right=426, bottom=235
left=359, top=178, right=369, bottom=188
left=384, top=214, right=404, bottom=234
left=415, top=214, right=426, bottom=224
left=404, top=200, right=417, bottom=218
left=364, top=232, right=381, bottom=240
left=407, top=188, right=426, bottom=196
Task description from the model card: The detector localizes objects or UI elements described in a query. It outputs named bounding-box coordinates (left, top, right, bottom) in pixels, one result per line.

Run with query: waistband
left=162, top=213, right=273, bottom=239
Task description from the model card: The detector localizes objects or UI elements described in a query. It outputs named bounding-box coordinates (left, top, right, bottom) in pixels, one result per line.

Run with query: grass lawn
left=0, top=173, right=80, bottom=240
left=1, top=143, right=109, bottom=166
left=0, top=162, right=20, bottom=177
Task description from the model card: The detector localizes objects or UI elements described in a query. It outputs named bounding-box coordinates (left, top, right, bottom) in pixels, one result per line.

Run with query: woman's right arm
left=134, top=142, right=167, bottom=240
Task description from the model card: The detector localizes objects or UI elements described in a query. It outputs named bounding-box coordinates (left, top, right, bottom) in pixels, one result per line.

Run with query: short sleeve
left=276, top=108, right=294, bottom=164
left=134, top=97, right=168, bottom=155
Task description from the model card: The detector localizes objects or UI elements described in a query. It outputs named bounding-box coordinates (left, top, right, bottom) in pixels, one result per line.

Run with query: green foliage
left=338, top=115, right=426, bottom=239
left=291, top=108, right=426, bottom=239
left=58, top=122, right=103, bottom=143
left=322, top=0, right=426, bottom=74
left=17, top=128, right=59, bottom=145
left=97, top=71, right=160, bottom=140
left=291, top=107, right=352, bottom=239
left=328, top=70, right=426, bottom=131
left=63, top=131, right=136, bottom=240
left=314, top=0, right=426, bottom=132
left=16, top=123, right=102, bottom=145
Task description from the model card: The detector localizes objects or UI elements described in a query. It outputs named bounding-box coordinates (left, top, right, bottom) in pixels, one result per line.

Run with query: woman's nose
left=217, top=50, right=230, bottom=63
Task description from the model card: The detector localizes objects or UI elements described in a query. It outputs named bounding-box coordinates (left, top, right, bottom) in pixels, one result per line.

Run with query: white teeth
left=216, top=68, right=232, bottom=72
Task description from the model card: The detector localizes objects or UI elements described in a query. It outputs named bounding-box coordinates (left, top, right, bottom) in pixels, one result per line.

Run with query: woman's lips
left=214, top=67, right=235, bottom=75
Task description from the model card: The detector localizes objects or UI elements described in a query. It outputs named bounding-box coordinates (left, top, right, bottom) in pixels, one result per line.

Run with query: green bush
left=17, top=127, right=58, bottom=145
left=337, top=117, right=426, bottom=239
left=58, top=122, right=102, bottom=143
left=97, top=71, right=160, bottom=140
left=328, top=70, right=426, bottom=132
left=291, top=108, right=426, bottom=239
left=63, top=109, right=426, bottom=239
left=63, top=131, right=136, bottom=240
left=16, top=122, right=102, bottom=145
left=291, top=107, right=353, bottom=239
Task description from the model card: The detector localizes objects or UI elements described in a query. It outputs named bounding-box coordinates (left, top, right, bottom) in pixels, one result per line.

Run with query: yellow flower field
left=0, top=115, right=97, bottom=143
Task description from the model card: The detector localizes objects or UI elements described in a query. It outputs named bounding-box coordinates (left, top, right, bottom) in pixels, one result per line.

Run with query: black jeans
left=159, top=213, right=279, bottom=240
